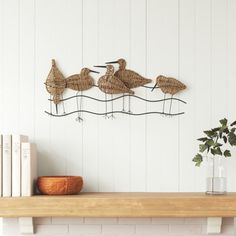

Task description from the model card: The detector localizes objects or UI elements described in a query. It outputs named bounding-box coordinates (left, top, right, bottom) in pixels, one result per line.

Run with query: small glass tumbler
left=206, top=156, right=227, bottom=195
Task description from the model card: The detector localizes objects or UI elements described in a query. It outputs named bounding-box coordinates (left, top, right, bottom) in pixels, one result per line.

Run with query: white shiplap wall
left=0, top=0, right=236, bottom=193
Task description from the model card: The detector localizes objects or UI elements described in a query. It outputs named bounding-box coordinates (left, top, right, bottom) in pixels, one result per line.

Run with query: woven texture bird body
left=115, top=69, right=152, bottom=89
left=98, top=74, right=134, bottom=95
left=97, top=65, right=134, bottom=95
left=66, top=75, right=94, bottom=91
left=156, top=75, right=186, bottom=95
left=45, top=59, right=66, bottom=104
left=66, top=68, right=95, bottom=92
left=106, top=58, right=152, bottom=89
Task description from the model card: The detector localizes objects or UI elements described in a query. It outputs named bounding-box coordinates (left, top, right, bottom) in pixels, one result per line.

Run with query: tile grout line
left=95, top=0, right=100, bottom=192
left=226, top=0, right=229, bottom=118
left=33, top=0, right=36, bottom=142
left=81, top=0, right=84, bottom=178
left=177, top=0, right=180, bottom=192
left=210, top=0, right=213, bottom=126
left=18, top=0, right=20, bottom=134
left=97, top=0, right=100, bottom=193
left=193, top=0, right=197, bottom=191
left=129, top=0, right=132, bottom=192
left=145, top=0, right=148, bottom=193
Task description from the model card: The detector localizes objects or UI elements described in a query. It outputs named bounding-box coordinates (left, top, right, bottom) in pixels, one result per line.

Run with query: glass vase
left=206, top=156, right=227, bottom=195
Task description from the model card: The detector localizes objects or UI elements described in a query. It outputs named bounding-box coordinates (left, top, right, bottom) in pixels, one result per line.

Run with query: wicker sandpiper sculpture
left=45, top=59, right=66, bottom=114
left=66, top=68, right=99, bottom=122
left=94, top=64, right=134, bottom=118
left=152, top=75, right=186, bottom=115
left=106, top=58, right=152, bottom=112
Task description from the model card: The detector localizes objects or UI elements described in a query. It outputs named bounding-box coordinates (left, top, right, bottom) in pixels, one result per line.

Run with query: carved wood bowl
left=37, top=176, right=83, bottom=195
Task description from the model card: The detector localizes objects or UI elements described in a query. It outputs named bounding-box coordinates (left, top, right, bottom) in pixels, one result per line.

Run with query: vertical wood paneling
left=130, top=0, right=147, bottom=191
left=97, top=0, right=116, bottom=191
left=227, top=0, right=236, bottom=191
left=0, top=0, right=3, bottom=132
left=0, top=0, right=235, bottom=193
left=146, top=0, right=179, bottom=191
left=179, top=0, right=196, bottom=191
left=35, top=0, right=83, bottom=176
left=59, top=0, right=83, bottom=177
left=228, top=0, right=236, bottom=121
left=34, top=0, right=52, bottom=176
left=194, top=0, right=212, bottom=191
left=82, top=0, right=99, bottom=192
left=211, top=0, right=228, bottom=123
left=19, top=0, right=35, bottom=139
left=35, top=0, right=66, bottom=176
left=113, top=0, right=131, bottom=191
left=2, top=0, right=20, bottom=133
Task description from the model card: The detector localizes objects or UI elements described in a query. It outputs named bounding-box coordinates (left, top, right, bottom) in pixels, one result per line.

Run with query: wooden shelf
left=1, top=192, right=236, bottom=217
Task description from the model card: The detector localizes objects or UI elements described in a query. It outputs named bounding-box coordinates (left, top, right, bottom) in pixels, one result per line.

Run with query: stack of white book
left=0, top=134, right=37, bottom=197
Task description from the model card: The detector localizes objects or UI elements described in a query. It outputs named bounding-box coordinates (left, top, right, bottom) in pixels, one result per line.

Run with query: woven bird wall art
left=66, top=67, right=99, bottom=121
left=45, top=59, right=66, bottom=114
left=44, top=58, right=187, bottom=122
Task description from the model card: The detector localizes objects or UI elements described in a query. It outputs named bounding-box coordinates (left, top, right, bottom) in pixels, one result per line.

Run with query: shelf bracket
left=207, top=217, right=222, bottom=234
left=19, top=217, right=34, bottom=234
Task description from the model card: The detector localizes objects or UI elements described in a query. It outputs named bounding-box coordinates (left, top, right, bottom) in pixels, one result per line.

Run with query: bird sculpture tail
left=145, top=78, right=152, bottom=84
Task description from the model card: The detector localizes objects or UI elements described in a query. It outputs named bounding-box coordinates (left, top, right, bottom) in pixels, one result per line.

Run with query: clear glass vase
left=206, top=156, right=227, bottom=195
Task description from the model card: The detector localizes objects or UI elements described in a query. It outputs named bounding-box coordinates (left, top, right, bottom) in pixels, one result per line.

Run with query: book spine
left=21, top=143, right=37, bottom=196
left=2, top=135, right=12, bottom=197
left=0, top=135, right=2, bottom=197
left=12, top=135, right=28, bottom=197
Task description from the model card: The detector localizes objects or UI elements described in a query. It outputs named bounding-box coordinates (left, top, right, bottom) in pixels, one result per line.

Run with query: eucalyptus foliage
left=193, top=118, right=236, bottom=167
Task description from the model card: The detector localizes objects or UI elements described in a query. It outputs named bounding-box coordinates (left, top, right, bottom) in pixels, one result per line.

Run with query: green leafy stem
left=193, top=118, right=236, bottom=166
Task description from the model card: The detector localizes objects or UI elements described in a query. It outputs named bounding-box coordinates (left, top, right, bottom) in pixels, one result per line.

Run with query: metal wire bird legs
left=162, top=94, right=166, bottom=115
left=50, top=95, right=53, bottom=114
left=128, top=95, right=132, bottom=114
left=76, top=91, right=83, bottom=122
left=104, top=93, right=109, bottom=119
left=122, top=94, right=133, bottom=114
left=122, top=94, right=125, bottom=112
left=104, top=94, right=115, bottom=119
left=161, top=94, right=174, bottom=117
left=121, top=94, right=132, bottom=114
left=61, top=95, right=66, bottom=114
left=50, top=95, right=66, bottom=115
left=169, top=95, right=173, bottom=115
left=110, top=94, right=115, bottom=119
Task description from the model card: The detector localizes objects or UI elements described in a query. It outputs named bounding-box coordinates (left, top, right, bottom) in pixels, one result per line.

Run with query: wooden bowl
left=37, top=176, right=83, bottom=195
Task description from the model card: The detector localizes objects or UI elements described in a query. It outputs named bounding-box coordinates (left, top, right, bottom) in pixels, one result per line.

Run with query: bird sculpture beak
left=89, top=69, right=100, bottom=74
left=105, top=61, right=118, bottom=64
left=151, top=82, right=157, bottom=92
left=94, top=65, right=107, bottom=68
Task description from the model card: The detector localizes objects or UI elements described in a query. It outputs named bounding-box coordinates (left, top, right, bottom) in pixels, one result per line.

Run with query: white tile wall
left=52, top=217, right=83, bottom=225
left=169, top=224, right=202, bottom=235
left=1, top=217, right=235, bottom=236
left=69, top=224, right=101, bottom=234
left=84, top=218, right=117, bottom=225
